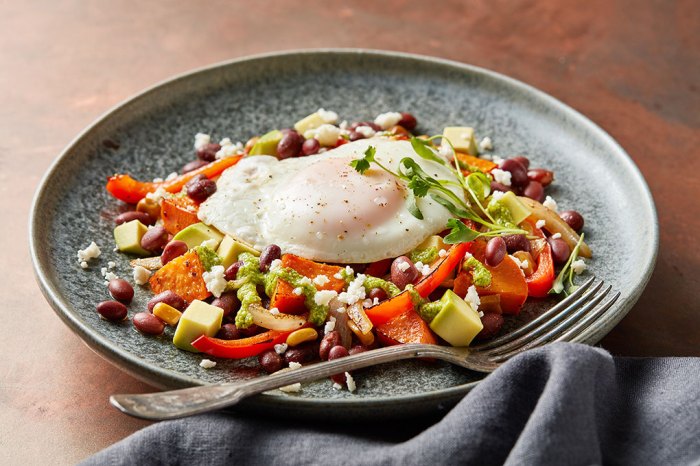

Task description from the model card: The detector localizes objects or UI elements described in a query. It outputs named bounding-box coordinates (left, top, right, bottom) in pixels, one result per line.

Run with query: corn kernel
left=153, top=302, right=182, bottom=326
left=286, top=328, right=318, bottom=347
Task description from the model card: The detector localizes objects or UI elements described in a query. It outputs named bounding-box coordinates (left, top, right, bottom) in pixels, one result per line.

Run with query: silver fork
left=111, top=277, right=618, bottom=421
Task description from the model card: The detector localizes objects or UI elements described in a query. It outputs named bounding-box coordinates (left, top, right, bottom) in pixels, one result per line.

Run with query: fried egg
left=198, top=138, right=464, bottom=263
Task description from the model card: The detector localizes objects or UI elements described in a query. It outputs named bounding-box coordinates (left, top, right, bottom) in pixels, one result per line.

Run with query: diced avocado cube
left=442, top=127, right=478, bottom=155
left=216, top=235, right=260, bottom=269
left=173, top=222, right=224, bottom=250
left=499, top=191, right=531, bottom=225
left=114, top=220, right=150, bottom=256
left=173, top=300, right=224, bottom=352
left=293, top=112, right=325, bottom=135
left=429, top=290, right=483, bottom=347
left=249, top=130, right=282, bottom=156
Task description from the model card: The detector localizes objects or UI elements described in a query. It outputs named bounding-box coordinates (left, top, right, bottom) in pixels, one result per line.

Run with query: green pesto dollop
left=463, top=256, right=492, bottom=287
left=486, top=198, right=518, bottom=229
left=409, top=247, right=438, bottom=265
left=418, top=300, right=443, bottom=322
left=268, top=266, right=328, bottom=326
left=233, top=252, right=265, bottom=328
left=195, top=245, right=222, bottom=272
left=363, top=276, right=401, bottom=298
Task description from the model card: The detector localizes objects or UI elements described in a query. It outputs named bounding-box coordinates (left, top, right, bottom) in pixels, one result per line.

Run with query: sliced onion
left=129, top=256, right=163, bottom=271
left=329, top=298, right=352, bottom=349
left=346, top=302, right=373, bottom=335
left=518, top=197, right=592, bottom=258
left=249, top=304, right=306, bottom=331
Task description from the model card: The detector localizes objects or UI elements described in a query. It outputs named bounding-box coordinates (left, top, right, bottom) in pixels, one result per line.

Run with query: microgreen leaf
left=466, top=172, right=491, bottom=201
left=549, top=233, right=585, bottom=296
left=444, top=218, right=481, bottom=244
left=410, top=137, right=445, bottom=165
left=430, top=194, right=472, bottom=219
left=406, top=191, right=424, bottom=219
left=408, top=176, right=431, bottom=197
left=349, top=146, right=377, bottom=174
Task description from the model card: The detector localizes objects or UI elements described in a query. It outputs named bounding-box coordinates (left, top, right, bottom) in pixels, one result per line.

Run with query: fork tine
left=556, top=291, right=620, bottom=344
left=471, top=276, right=597, bottom=351
left=488, top=285, right=613, bottom=362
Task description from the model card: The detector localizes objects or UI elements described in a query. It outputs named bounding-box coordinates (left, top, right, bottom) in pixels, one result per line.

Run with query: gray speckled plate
left=30, top=50, right=657, bottom=420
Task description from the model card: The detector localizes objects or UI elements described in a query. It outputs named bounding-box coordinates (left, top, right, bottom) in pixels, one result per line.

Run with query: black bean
left=522, top=180, right=545, bottom=202
left=108, top=279, right=134, bottom=304
left=548, top=237, right=571, bottom=265
left=511, top=156, right=530, bottom=170
left=368, top=287, right=388, bottom=302
left=96, top=300, right=128, bottom=322
left=328, top=345, right=350, bottom=385
left=349, top=345, right=369, bottom=355
left=276, top=131, right=304, bottom=159
left=398, top=112, right=417, bottom=131
left=319, top=331, right=341, bottom=360
left=196, top=143, right=221, bottom=162
left=502, top=234, right=531, bottom=254
left=259, top=244, right=281, bottom=272
left=560, top=210, right=584, bottom=232
left=182, top=159, right=209, bottom=174
left=224, top=261, right=243, bottom=281
left=485, top=237, right=507, bottom=267
left=390, top=256, right=420, bottom=290
left=161, top=240, right=188, bottom=265
left=284, top=342, right=318, bottom=365
left=500, top=158, right=529, bottom=188
left=348, top=131, right=365, bottom=141
left=115, top=211, right=154, bottom=226
left=186, top=176, right=217, bottom=202
left=490, top=181, right=515, bottom=194
left=210, top=292, right=240, bottom=317
left=302, top=138, right=320, bottom=156
left=259, top=350, right=284, bottom=374
left=140, top=226, right=169, bottom=253
left=476, top=313, right=504, bottom=341
left=148, top=290, right=186, bottom=312
left=133, top=312, right=165, bottom=335
left=216, top=323, right=241, bottom=340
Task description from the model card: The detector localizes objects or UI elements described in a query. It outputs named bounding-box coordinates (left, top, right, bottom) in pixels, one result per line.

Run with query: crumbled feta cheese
left=103, top=272, right=118, bottom=283
left=333, top=272, right=343, bottom=280
left=324, top=316, right=336, bottom=334
left=373, top=297, right=379, bottom=305
left=465, top=285, right=481, bottom=312
left=80, top=261, right=88, bottom=269
left=491, top=190, right=505, bottom=201
left=313, top=275, right=330, bottom=287
left=199, top=359, right=217, bottom=369
left=479, top=136, right=493, bottom=151
left=362, top=299, right=373, bottom=308
left=478, top=311, right=485, bottom=318
left=194, top=133, right=211, bottom=150
left=274, top=343, right=288, bottom=354
left=269, top=259, right=282, bottom=272
left=396, top=261, right=410, bottom=272
left=337, top=274, right=367, bottom=305
left=492, top=155, right=505, bottom=165
left=355, top=125, right=376, bottom=138
left=543, top=195, right=558, bottom=212
left=279, top=384, right=302, bottom=393
left=339, top=120, right=348, bottom=130
left=551, top=232, right=562, bottom=240
left=219, top=137, right=232, bottom=146
left=374, top=112, right=402, bottom=130
left=216, top=141, right=243, bottom=159
left=269, top=307, right=280, bottom=315
left=491, top=168, right=512, bottom=186
left=288, top=362, right=302, bottom=370
left=202, top=265, right=227, bottom=297
left=414, top=261, right=431, bottom=276
left=438, top=249, right=448, bottom=258
left=536, top=219, right=546, bottom=229
left=299, top=276, right=313, bottom=286
left=510, top=255, right=529, bottom=271
left=317, top=108, right=339, bottom=124
left=345, top=266, right=354, bottom=276
left=314, top=124, right=341, bottom=146
left=133, top=265, right=151, bottom=285
left=332, top=382, right=343, bottom=390
left=77, top=241, right=101, bottom=264
left=145, top=186, right=168, bottom=203
left=107, top=261, right=116, bottom=269
left=165, top=172, right=178, bottom=181
left=293, top=287, right=303, bottom=296
left=152, top=177, right=164, bottom=183
left=314, top=290, right=338, bottom=306
left=345, top=372, right=356, bottom=392
left=571, top=259, right=587, bottom=275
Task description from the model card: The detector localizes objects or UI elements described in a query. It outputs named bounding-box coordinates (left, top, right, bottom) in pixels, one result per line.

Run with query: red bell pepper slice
left=191, top=329, right=291, bottom=359
left=522, top=218, right=555, bottom=297
left=106, top=155, right=242, bottom=204
left=365, top=241, right=472, bottom=326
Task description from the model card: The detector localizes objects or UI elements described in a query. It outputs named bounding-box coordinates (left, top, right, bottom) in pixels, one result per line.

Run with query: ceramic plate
left=30, top=50, right=658, bottom=420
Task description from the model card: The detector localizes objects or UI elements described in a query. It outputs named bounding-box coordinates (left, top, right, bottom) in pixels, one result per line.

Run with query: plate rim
left=29, top=48, right=659, bottom=414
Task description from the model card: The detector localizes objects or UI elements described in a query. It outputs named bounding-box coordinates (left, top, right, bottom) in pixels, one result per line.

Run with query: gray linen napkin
left=83, top=343, right=700, bottom=465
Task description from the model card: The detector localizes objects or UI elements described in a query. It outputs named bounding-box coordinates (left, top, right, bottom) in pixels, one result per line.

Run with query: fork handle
left=110, top=344, right=449, bottom=420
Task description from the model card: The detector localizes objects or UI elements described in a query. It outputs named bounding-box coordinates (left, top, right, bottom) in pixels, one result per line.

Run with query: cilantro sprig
left=550, top=233, right=586, bottom=296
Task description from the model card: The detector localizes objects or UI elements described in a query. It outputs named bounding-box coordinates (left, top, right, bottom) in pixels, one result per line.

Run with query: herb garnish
left=549, top=233, right=586, bottom=295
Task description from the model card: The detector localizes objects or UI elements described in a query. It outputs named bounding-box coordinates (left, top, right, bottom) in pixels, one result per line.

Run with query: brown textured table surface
left=2, top=0, right=698, bottom=463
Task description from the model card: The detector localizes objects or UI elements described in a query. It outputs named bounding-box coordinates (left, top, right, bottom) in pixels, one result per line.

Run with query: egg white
left=198, top=138, right=465, bottom=263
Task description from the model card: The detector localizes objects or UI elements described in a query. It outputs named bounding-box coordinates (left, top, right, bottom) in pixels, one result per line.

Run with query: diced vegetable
left=149, top=250, right=210, bottom=303
left=172, top=222, right=224, bottom=250
left=192, top=330, right=292, bottom=359
left=519, top=197, right=592, bottom=258
left=442, top=127, right=478, bottom=155
left=248, top=303, right=306, bottom=331
left=428, top=290, right=483, bottom=346
left=376, top=308, right=437, bottom=345
left=521, top=218, right=555, bottom=297
left=455, top=151, right=497, bottom=173
left=172, top=300, right=224, bottom=352
left=113, top=219, right=150, bottom=256
left=469, top=240, right=528, bottom=315
left=217, top=235, right=259, bottom=269
left=161, top=196, right=200, bottom=235
left=365, top=242, right=472, bottom=326
left=106, top=155, right=241, bottom=204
